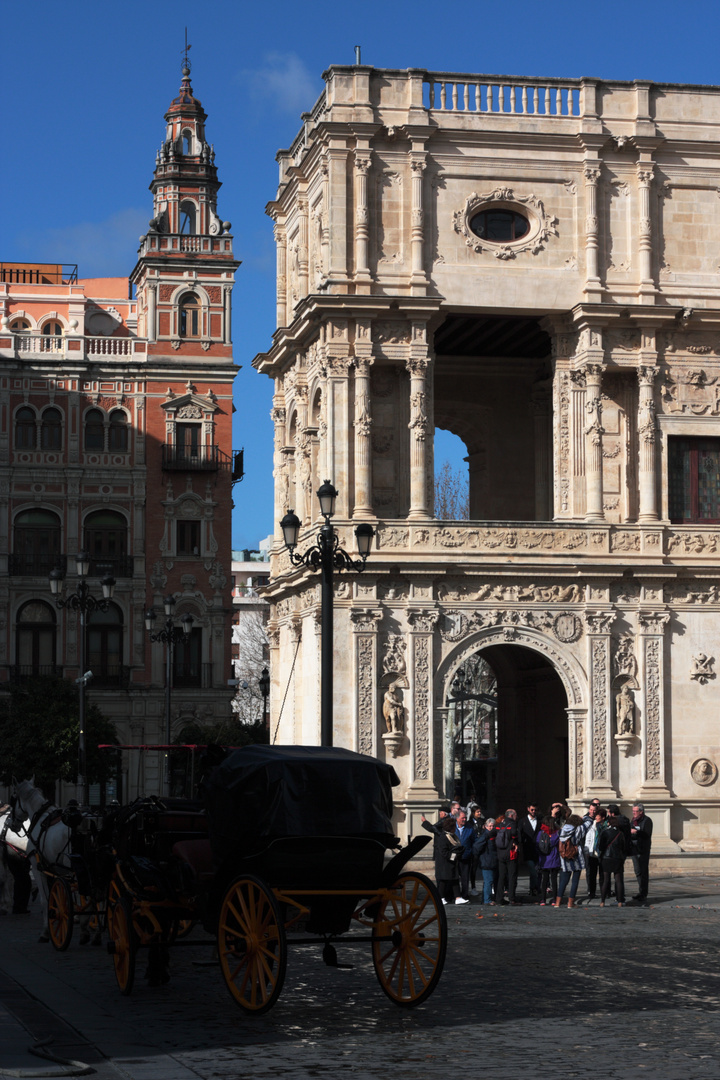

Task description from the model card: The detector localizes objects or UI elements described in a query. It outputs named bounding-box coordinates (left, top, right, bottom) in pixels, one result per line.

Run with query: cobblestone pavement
left=1, top=874, right=719, bottom=1080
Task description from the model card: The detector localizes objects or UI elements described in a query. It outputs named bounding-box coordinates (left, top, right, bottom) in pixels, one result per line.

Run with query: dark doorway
left=452, top=643, right=568, bottom=817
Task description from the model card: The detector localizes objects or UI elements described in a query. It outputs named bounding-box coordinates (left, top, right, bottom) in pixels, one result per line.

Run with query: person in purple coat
left=536, top=815, right=560, bottom=905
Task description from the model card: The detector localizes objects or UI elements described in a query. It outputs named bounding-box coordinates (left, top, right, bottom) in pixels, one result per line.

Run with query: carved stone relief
left=644, top=637, right=662, bottom=781
left=690, top=653, right=716, bottom=684
left=591, top=637, right=609, bottom=779
left=412, top=635, right=430, bottom=781
left=691, top=758, right=718, bottom=786
left=452, top=187, right=559, bottom=259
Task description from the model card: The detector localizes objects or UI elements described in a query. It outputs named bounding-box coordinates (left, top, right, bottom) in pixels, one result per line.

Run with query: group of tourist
left=422, top=797, right=653, bottom=908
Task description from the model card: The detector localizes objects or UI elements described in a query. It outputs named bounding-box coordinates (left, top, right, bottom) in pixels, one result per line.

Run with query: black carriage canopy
left=203, top=745, right=400, bottom=860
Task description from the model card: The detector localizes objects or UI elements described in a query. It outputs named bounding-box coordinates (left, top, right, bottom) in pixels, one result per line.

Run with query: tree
left=0, top=677, right=118, bottom=796
left=231, top=608, right=270, bottom=726
left=434, top=460, right=469, bottom=520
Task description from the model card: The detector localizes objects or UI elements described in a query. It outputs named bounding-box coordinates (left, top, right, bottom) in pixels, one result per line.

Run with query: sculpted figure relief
left=382, top=681, right=405, bottom=734
left=615, top=683, right=636, bottom=735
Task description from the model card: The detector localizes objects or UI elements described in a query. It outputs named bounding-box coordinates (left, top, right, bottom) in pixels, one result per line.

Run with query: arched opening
left=179, top=201, right=197, bottom=235
left=434, top=428, right=469, bottom=519
left=84, top=408, right=105, bottom=451
left=108, top=410, right=128, bottom=452
left=15, top=406, right=37, bottom=450
left=84, top=509, right=128, bottom=576
left=13, top=508, right=61, bottom=575
left=181, top=130, right=193, bottom=156
left=87, top=602, right=124, bottom=686
left=41, top=320, right=63, bottom=351
left=15, top=600, right=57, bottom=679
left=445, top=643, right=568, bottom=816
left=433, top=313, right=553, bottom=521
left=179, top=292, right=201, bottom=337
left=10, top=318, right=30, bottom=333
left=40, top=407, right=62, bottom=451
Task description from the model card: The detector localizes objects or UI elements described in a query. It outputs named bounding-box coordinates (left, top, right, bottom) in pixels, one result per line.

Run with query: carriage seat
left=172, top=838, right=214, bottom=883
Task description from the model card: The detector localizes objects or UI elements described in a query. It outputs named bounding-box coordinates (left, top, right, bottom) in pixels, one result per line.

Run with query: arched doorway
left=446, top=642, right=569, bottom=817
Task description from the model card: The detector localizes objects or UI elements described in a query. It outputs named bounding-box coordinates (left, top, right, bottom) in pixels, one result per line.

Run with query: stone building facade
left=0, top=65, right=238, bottom=802
left=255, top=66, right=720, bottom=865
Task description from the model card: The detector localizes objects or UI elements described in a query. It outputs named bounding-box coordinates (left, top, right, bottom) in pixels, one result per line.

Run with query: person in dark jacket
left=630, top=802, right=653, bottom=900
left=518, top=802, right=541, bottom=897
left=536, top=815, right=560, bottom=904
left=473, top=817, right=498, bottom=904
left=608, top=804, right=632, bottom=846
left=434, top=815, right=466, bottom=905
left=455, top=810, right=475, bottom=901
left=469, top=805, right=485, bottom=895
left=495, top=808, right=520, bottom=904
left=598, top=812, right=627, bottom=905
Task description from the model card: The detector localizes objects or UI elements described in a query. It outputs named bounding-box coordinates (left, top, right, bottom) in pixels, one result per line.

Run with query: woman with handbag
left=434, top=814, right=465, bottom=905
left=554, top=813, right=592, bottom=908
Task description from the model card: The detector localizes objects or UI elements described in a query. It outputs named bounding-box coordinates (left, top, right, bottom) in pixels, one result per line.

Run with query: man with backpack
left=598, top=809, right=627, bottom=906
left=495, top=808, right=520, bottom=904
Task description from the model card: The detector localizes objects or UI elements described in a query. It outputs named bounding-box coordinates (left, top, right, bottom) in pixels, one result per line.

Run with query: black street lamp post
left=280, top=480, right=374, bottom=747
left=50, top=552, right=116, bottom=806
left=145, top=596, right=194, bottom=795
left=259, top=666, right=270, bottom=730
left=451, top=668, right=470, bottom=801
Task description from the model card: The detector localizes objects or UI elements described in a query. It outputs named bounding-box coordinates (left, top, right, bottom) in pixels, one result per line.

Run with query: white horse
left=0, top=803, right=33, bottom=915
left=14, top=779, right=72, bottom=943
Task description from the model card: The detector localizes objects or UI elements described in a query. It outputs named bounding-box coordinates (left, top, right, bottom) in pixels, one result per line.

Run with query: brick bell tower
left=130, top=55, right=239, bottom=765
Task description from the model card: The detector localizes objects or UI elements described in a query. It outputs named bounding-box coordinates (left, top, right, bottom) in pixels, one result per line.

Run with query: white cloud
left=11, top=208, right=150, bottom=279
left=241, top=52, right=321, bottom=115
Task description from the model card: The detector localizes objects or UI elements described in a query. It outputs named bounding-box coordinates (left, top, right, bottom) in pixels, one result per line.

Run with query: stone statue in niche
left=382, top=681, right=405, bottom=734
left=615, top=683, right=636, bottom=735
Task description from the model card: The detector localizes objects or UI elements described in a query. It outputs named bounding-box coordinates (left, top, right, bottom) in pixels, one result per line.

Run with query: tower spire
left=182, top=28, right=192, bottom=77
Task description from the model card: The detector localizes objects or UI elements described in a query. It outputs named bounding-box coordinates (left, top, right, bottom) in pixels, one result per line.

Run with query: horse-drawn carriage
left=106, top=745, right=447, bottom=1012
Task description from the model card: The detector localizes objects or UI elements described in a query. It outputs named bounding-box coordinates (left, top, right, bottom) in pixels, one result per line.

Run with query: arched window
left=181, top=130, right=192, bottom=155
left=10, top=318, right=30, bottom=333
left=13, top=509, right=61, bottom=575
left=179, top=201, right=196, bottom=235
left=179, top=293, right=201, bottom=337
left=87, top=603, right=124, bottom=685
left=174, top=626, right=202, bottom=687
left=84, top=408, right=105, bottom=451
left=15, top=406, right=37, bottom=450
left=108, top=410, right=128, bottom=452
left=40, top=407, right=62, bottom=451
left=15, top=600, right=57, bottom=679
left=41, top=320, right=63, bottom=351
left=84, top=509, right=128, bottom=576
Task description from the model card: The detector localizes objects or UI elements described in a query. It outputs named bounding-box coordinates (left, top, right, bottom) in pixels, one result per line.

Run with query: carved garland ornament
left=452, top=187, right=559, bottom=260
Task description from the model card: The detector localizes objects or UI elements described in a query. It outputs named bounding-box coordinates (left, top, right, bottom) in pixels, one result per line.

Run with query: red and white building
left=0, top=63, right=239, bottom=801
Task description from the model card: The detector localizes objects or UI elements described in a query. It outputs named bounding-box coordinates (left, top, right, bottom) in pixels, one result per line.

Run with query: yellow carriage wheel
left=48, top=877, right=74, bottom=952
left=217, top=875, right=287, bottom=1014
left=106, top=875, right=122, bottom=938
left=109, top=896, right=137, bottom=996
left=372, top=872, right=447, bottom=1007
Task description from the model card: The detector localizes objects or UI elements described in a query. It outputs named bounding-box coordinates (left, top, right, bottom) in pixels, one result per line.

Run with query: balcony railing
left=162, top=444, right=230, bottom=471
left=9, top=665, right=64, bottom=683
left=423, top=73, right=582, bottom=117
left=8, top=553, right=67, bottom=577
left=8, top=333, right=146, bottom=360
left=173, top=663, right=214, bottom=689
left=88, top=556, right=135, bottom=578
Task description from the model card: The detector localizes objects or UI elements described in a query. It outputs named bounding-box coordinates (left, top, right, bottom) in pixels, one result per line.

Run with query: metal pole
left=320, top=521, right=334, bottom=747
left=78, top=603, right=88, bottom=806
left=165, top=630, right=172, bottom=796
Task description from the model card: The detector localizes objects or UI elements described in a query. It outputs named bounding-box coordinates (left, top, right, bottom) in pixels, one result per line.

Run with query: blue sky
left=5, top=0, right=720, bottom=548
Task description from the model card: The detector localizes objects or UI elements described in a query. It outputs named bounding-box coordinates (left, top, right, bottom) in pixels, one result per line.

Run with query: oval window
left=469, top=209, right=529, bottom=243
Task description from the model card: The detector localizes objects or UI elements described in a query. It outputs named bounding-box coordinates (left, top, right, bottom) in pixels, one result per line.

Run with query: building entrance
left=449, top=644, right=568, bottom=817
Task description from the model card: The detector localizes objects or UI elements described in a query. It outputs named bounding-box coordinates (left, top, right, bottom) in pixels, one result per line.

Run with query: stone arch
left=437, top=624, right=587, bottom=709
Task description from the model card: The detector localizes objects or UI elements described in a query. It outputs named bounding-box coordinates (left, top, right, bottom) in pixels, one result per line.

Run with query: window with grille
left=668, top=436, right=720, bottom=523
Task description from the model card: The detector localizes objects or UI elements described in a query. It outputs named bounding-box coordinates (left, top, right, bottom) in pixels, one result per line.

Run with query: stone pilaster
left=350, top=609, right=383, bottom=757
left=353, top=150, right=372, bottom=291
left=406, top=325, right=431, bottom=520
left=297, top=195, right=309, bottom=300
left=586, top=611, right=618, bottom=799
left=583, top=163, right=602, bottom=300
left=353, top=319, right=373, bottom=517
left=566, top=707, right=587, bottom=799
left=637, top=363, right=659, bottom=522
left=146, top=282, right=157, bottom=340
left=273, top=221, right=287, bottom=328
left=271, top=403, right=287, bottom=539
left=410, top=155, right=427, bottom=293
left=327, top=144, right=349, bottom=285
left=637, top=162, right=655, bottom=295
left=583, top=362, right=605, bottom=522
left=637, top=610, right=672, bottom=797
left=405, top=609, right=439, bottom=797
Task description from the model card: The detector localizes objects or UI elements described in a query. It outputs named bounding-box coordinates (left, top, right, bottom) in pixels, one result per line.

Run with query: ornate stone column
left=271, top=403, right=287, bottom=538
left=637, top=364, right=659, bottom=522
left=566, top=707, right=587, bottom=801
left=583, top=163, right=602, bottom=298
left=146, top=282, right=157, bottom=340
left=637, top=163, right=655, bottom=294
left=405, top=610, right=439, bottom=798
left=273, top=221, right=287, bottom=328
left=406, top=324, right=431, bottom=520
left=637, top=610, right=672, bottom=796
left=584, top=362, right=605, bottom=522
left=350, top=609, right=383, bottom=757
left=354, top=150, right=372, bottom=291
left=585, top=611, right=618, bottom=799
left=353, top=318, right=373, bottom=517
left=410, top=156, right=427, bottom=293
left=298, top=195, right=309, bottom=300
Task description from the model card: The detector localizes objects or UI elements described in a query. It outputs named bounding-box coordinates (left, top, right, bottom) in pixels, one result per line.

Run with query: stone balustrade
left=424, top=74, right=582, bottom=116
left=6, top=332, right=146, bottom=360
